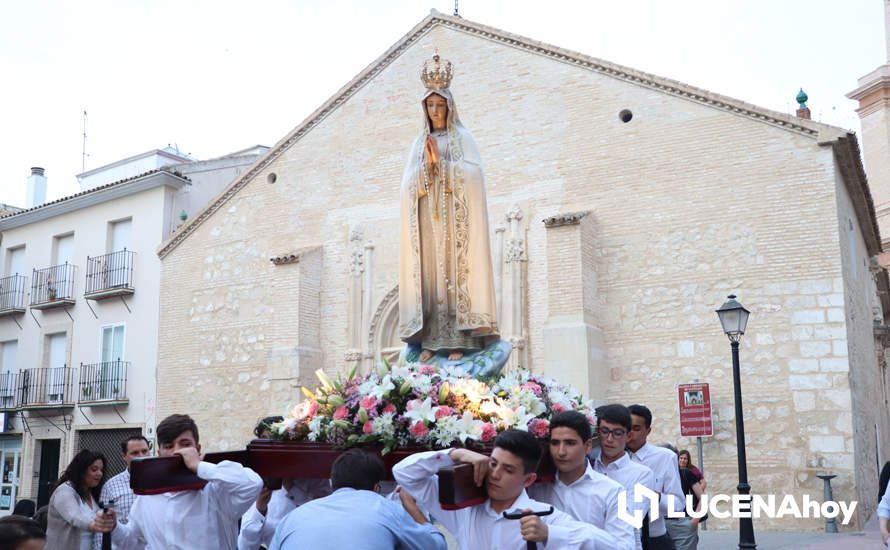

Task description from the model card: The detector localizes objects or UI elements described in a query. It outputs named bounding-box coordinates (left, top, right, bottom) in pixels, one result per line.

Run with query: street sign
left=678, top=383, right=712, bottom=437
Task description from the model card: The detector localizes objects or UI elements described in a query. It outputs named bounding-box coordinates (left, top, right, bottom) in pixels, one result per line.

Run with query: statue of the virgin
left=398, top=54, right=500, bottom=364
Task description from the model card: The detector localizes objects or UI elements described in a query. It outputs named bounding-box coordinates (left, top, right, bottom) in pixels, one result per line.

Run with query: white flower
left=499, top=405, right=537, bottom=430
left=390, top=364, right=412, bottom=381
left=431, top=414, right=460, bottom=447
left=307, top=416, right=324, bottom=441
left=404, top=397, right=437, bottom=424
left=372, top=412, right=396, bottom=438
left=453, top=411, right=485, bottom=443
left=368, top=375, right=395, bottom=400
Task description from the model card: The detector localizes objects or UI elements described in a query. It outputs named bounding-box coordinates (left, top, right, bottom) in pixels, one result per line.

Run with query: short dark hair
left=157, top=414, right=199, bottom=446
left=330, top=448, right=384, bottom=491
left=11, top=500, right=35, bottom=518
left=494, top=429, right=542, bottom=474
left=254, top=416, right=284, bottom=438
left=121, top=435, right=150, bottom=454
left=596, top=404, right=632, bottom=431
left=54, top=449, right=106, bottom=502
left=628, top=404, right=653, bottom=428
left=0, top=515, right=45, bottom=547
left=549, top=411, right=592, bottom=442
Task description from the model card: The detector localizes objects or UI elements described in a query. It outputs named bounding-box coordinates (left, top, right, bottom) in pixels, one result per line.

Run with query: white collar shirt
left=113, top=460, right=262, bottom=550
left=237, top=479, right=331, bottom=550
left=629, top=444, right=685, bottom=531
left=392, top=449, right=605, bottom=550
left=527, top=461, right=635, bottom=550
left=593, top=449, right=657, bottom=548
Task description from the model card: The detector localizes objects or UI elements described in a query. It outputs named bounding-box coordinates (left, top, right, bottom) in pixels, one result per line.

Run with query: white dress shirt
left=527, top=461, right=635, bottom=550
left=392, top=449, right=605, bottom=550
left=113, top=460, right=262, bottom=550
left=592, top=450, right=657, bottom=550
left=628, top=443, right=685, bottom=537
left=237, top=479, right=331, bottom=550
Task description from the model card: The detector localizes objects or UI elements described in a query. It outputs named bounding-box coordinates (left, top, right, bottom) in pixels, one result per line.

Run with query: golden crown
left=421, top=54, right=453, bottom=91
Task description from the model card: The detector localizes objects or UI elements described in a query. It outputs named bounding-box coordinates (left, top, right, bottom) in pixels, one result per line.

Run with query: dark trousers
left=641, top=514, right=676, bottom=550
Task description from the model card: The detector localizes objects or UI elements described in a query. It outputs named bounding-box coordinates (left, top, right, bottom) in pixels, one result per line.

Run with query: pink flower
left=435, top=406, right=455, bottom=420
left=360, top=395, right=378, bottom=409
left=382, top=403, right=397, bottom=414
left=480, top=423, right=497, bottom=443
left=333, top=406, right=349, bottom=420
left=551, top=403, right=566, bottom=413
left=521, top=382, right=543, bottom=396
left=419, top=365, right=437, bottom=375
left=528, top=418, right=550, bottom=438
left=363, top=421, right=374, bottom=434
left=409, top=421, right=429, bottom=438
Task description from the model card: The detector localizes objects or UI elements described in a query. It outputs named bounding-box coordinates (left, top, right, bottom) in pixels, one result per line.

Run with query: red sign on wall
left=678, top=383, right=712, bottom=437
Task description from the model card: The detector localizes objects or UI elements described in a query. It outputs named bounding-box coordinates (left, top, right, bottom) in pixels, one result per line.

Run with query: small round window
left=619, top=109, right=633, bottom=123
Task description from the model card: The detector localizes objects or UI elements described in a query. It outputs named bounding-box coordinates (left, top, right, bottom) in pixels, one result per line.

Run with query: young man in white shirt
left=238, top=417, right=330, bottom=550
left=626, top=404, right=684, bottom=550
left=591, top=404, right=657, bottom=550
left=393, top=428, right=604, bottom=549
left=527, top=410, right=635, bottom=550
left=113, top=414, right=262, bottom=550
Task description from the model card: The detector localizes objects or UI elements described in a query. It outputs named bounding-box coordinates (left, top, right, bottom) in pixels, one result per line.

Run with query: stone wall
left=157, top=20, right=881, bottom=529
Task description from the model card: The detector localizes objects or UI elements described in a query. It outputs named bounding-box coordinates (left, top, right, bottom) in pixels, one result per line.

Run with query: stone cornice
left=543, top=211, right=590, bottom=228
left=270, top=246, right=322, bottom=266
left=157, top=9, right=839, bottom=259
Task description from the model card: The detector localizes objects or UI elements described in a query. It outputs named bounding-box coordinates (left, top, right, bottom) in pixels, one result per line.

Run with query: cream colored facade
left=0, top=147, right=266, bottom=510
left=157, top=12, right=890, bottom=529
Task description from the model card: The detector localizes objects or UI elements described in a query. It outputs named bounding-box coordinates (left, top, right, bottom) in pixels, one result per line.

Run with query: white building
left=0, top=145, right=266, bottom=511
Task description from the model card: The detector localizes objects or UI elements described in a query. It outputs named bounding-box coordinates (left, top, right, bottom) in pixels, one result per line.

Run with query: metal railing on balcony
left=30, top=263, right=77, bottom=309
left=0, top=274, right=27, bottom=316
left=84, top=249, right=135, bottom=300
left=79, top=361, right=128, bottom=404
left=0, top=372, right=18, bottom=410
left=19, top=367, right=75, bottom=408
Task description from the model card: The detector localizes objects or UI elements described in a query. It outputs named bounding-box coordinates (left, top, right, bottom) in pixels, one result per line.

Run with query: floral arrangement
left=270, top=361, right=597, bottom=454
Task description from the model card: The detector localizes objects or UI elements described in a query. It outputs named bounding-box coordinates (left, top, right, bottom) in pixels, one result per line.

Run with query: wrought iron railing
left=79, top=361, right=128, bottom=403
left=19, top=367, right=75, bottom=407
left=85, top=249, right=135, bottom=298
left=0, top=274, right=27, bottom=314
left=30, top=263, right=77, bottom=307
left=0, top=372, right=18, bottom=409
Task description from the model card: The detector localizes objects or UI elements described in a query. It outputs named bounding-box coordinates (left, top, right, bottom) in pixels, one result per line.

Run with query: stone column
left=361, top=240, right=375, bottom=371
left=344, top=228, right=364, bottom=366
left=541, top=211, right=607, bottom=401
left=494, top=224, right=505, bottom=326
left=502, top=205, right=528, bottom=370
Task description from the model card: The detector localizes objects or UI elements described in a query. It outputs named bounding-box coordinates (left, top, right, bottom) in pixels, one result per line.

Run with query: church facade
left=156, top=12, right=890, bottom=528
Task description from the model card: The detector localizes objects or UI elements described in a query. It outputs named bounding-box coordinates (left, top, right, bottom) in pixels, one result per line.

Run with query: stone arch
left=368, top=285, right=402, bottom=365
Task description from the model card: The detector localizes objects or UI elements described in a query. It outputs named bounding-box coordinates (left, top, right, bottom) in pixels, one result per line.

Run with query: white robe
left=398, top=89, right=498, bottom=352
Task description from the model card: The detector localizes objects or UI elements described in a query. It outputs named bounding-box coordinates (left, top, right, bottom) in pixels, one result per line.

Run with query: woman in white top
left=46, top=449, right=116, bottom=550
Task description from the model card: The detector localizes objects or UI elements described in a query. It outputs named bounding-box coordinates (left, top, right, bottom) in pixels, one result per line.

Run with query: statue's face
left=425, top=94, right=448, bottom=131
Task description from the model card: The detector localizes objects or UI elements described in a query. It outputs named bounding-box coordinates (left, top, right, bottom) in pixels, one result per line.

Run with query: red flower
left=363, top=421, right=374, bottom=434
left=333, top=406, right=349, bottom=420
left=419, top=365, right=437, bottom=375
left=409, top=421, right=429, bottom=438
left=551, top=403, right=566, bottom=413
left=382, top=403, right=397, bottom=414
left=480, top=423, right=497, bottom=442
left=528, top=418, right=550, bottom=438
left=360, top=395, right=378, bottom=409
left=435, top=406, right=455, bottom=420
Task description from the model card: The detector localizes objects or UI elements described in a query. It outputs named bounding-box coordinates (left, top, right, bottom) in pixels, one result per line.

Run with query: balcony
left=30, top=264, right=77, bottom=310
left=0, top=275, right=27, bottom=316
left=18, top=367, right=75, bottom=409
left=0, top=372, right=18, bottom=410
left=78, top=361, right=129, bottom=405
left=84, top=249, right=135, bottom=300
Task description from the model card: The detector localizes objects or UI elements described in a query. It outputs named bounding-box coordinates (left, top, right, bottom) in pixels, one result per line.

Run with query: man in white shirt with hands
left=393, top=428, right=606, bottom=549
left=113, top=414, right=262, bottom=550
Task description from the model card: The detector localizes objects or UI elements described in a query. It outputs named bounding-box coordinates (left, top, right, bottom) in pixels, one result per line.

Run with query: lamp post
left=716, top=294, right=756, bottom=549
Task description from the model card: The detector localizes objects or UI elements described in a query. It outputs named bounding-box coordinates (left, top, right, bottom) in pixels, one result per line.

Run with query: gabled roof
left=156, top=9, right=870, bottom=259
left=0, top=168, right=190, bottom=230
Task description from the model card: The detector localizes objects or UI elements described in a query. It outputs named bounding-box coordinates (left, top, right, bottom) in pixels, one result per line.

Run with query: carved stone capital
left=344, top=349, right=363, bottom=361
left=506, top=204, right=523, bottom=222
left=505, top=237, right=527, bottom=263
left=509, top=336, right=526, bottom=349
left=543, top=211, right=590, bottom=228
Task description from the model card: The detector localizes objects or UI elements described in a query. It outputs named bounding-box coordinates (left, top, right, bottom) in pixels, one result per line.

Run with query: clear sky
left=0, top=0, right=884, bottom=207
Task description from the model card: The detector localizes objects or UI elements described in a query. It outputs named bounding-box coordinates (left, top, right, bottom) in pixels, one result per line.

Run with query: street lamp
left=716, top=294, right=756, bottom=549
